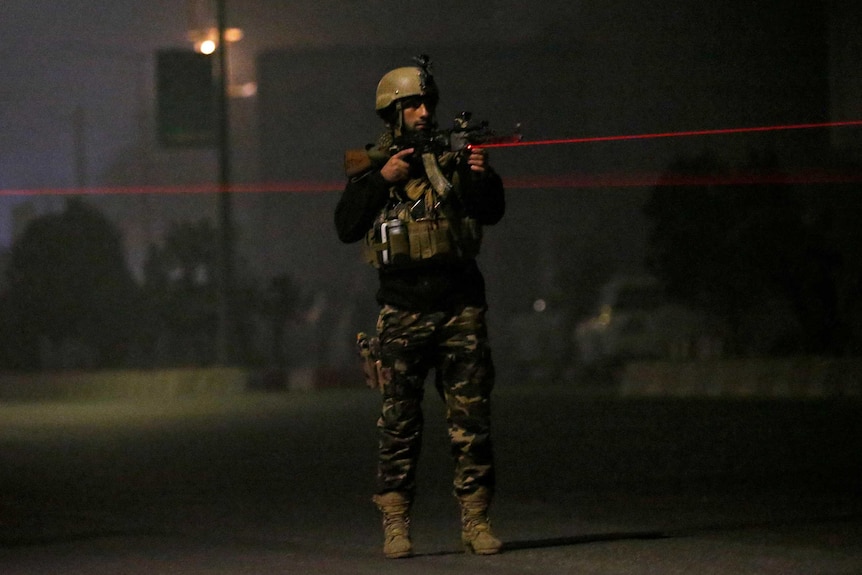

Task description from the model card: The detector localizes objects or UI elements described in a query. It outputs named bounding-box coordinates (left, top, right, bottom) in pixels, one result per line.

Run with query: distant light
left=190, top=27, right=244, bottom=54
left=229, top=82, right=258, bottom=99
left=224, top=28, right=244, bottom=43
left=199, top=40, right=216, bottom=55
left=533, top=299, right=547, bottom=313
left=598, top=304, right=612, bottom=326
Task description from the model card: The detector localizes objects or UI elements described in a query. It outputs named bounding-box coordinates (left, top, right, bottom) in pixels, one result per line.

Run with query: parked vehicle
left=574, top=276, right=720, bottom=369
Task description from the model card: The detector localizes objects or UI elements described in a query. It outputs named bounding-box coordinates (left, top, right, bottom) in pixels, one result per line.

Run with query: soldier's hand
left=467, top=147, right=489, bottom=174
left=380, top=148, right=414, bottom=183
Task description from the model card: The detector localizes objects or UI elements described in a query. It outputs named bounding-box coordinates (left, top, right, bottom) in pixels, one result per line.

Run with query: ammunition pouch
left=363, top=216, right=482, bottom=269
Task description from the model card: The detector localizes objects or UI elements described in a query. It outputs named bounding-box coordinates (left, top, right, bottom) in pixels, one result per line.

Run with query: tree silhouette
left=141, top=219, right=220, bottom=365
left=1, top=199, right=138, bottom=369
left=644, top=152, right=862, bottom=356
left=141, top=218, right=267, bottom=366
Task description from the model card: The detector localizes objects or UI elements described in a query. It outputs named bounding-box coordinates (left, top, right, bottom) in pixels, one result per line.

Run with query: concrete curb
left=620, top=357, right=862, bottom=398
left=0, top=366, right=364, bottom=402
left=0, top=367, right=249, bottom=401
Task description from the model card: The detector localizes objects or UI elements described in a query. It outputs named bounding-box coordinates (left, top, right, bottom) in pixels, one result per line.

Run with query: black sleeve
left=458, top=167, right=505, bottom=226
left=334, top=170, right=390, bottom=243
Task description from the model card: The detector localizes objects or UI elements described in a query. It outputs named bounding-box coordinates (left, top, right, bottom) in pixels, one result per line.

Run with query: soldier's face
left=401, top=96, right=435, bottom=133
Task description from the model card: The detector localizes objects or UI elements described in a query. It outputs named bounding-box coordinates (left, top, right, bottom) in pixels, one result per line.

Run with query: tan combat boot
left=372, top=491, right=413, bottom=559
left=458, top=487, right=503, bottom=555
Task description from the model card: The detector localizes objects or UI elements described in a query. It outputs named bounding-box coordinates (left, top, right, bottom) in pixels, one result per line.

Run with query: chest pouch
left=363, top=215, right=481, bottom=269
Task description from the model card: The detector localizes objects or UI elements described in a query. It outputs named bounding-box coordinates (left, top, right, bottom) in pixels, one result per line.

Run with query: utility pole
left=215, top=0, right=234, bottom=365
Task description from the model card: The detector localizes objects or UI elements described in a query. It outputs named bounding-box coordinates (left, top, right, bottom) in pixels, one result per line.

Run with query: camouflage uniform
left=334, top=59, right=505, bottom=557
left=337, top=148, right=505, bottom=499
left=376, top=304, right=495, bottom=497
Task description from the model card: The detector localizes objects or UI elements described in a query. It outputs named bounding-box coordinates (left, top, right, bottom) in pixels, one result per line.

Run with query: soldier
left=335, top=56, right=505, bottom=558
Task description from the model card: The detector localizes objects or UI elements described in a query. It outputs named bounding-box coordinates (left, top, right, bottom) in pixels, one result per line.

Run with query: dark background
left=0, top=0, right=860, bottom=371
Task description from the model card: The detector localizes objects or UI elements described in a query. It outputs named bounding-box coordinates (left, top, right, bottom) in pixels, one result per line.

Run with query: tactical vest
left=362, top=150, right=483, bottom=269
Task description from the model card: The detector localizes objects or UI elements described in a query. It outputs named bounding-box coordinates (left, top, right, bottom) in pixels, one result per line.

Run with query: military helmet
left=375, top=64, right=439, bottom=112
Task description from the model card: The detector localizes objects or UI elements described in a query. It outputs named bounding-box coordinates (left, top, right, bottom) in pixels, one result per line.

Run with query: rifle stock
left=344, top=149, right=372, bottom=178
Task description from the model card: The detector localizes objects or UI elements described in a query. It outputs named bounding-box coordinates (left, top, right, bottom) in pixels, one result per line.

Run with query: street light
left=190, top=26, right=256, bottom=98
left=189, top=27, right=244, bottom=55
left=213, top=0, right=233, bottom=366
left=181, top=1, right=253, bottom=365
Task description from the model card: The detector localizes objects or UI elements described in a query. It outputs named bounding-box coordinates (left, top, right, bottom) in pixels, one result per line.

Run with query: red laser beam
left=0, top=181, right=344, bottom=197
left=482, top=120, right=862, bottom=148
left=1, top=120, right=859, bottom=196
left=3, top=168, right=859, bottom=198
left=505, top=169, right=862, bottom=189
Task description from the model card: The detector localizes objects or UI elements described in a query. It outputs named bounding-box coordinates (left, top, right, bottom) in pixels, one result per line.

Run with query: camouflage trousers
left=375, top=304, right=496, bottom=498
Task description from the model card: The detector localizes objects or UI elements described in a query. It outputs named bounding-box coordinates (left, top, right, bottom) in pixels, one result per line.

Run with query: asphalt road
left=1, top=383, right=860, bottom=574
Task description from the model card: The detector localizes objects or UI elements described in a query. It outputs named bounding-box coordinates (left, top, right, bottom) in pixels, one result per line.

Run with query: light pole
left=215, top=0, right=234, bottom=365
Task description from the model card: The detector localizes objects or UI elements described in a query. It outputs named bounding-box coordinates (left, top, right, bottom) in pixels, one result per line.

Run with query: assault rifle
left=344, top=112, right=521, bottom=178
left=394, top=112, right=522, bottom=156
